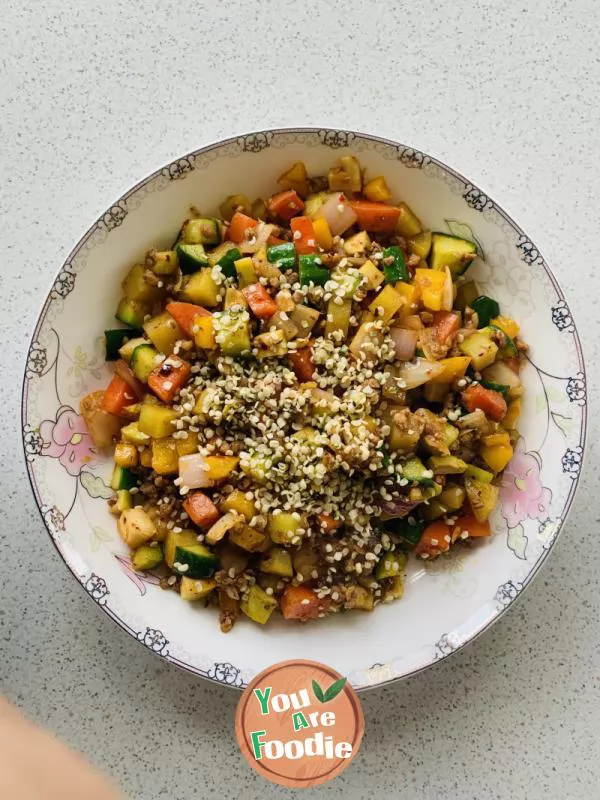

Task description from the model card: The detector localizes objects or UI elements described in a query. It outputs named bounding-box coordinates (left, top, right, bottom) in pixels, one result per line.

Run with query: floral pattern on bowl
left=22, top=128, right=586, bottom=690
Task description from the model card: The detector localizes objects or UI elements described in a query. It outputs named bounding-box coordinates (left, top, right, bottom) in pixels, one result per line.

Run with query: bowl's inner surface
left=23, top=129, right=585, bottom=689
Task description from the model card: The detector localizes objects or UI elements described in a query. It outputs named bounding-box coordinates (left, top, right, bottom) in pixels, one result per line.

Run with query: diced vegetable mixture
left=82, top=155, right=526, bottom=631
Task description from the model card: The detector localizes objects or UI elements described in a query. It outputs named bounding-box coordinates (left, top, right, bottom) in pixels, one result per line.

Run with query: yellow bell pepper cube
left=482, top=431, right=512, bottom=447
left=368, top=284, right=404, bottom=324
left=413, top=268, right=445, bottom=312
left=234, top=257, right=258, bottom=288
left=151, top=437, right=179, bottom=474
left=428, top=356, right=471, bottom=384
left=491, top=315, right=520, bottom=339
left=312, top=217, right=333, bottom=250
left=358, top=259, right=384, bottom=290
left=182, top=270, right=220, bottom=307
left=363, top=176, right=392, bottom=202
left=480, top=442, right=514, bottom=473
left=193, top=316, right=216, bottom=349
left=503, top=398, right=521, bottom=430
left=394, top=281, right=420, bottom=314
left=204, top=455, right=239, bottom=482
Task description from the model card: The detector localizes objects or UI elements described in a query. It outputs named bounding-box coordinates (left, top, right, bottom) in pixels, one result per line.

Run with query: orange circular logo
left=235, top=660, right=364, bottom=788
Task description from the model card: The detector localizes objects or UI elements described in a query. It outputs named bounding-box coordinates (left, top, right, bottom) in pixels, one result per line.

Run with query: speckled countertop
left=1, top=0, right=599, bottom=797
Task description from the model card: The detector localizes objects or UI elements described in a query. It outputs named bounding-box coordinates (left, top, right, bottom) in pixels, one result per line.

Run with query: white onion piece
left=397, top=358, right=445, bottom=389
left=482, top=361, right=523, bottom=396
left=239, top=222, right=276, bottom=253
left=178, top=453, right=213, bottom=489
left=441, top=266, right=453, bottom=312
left=390, top=327, right=418, bottom=361
left=115, top=359, right=145, bottom=400
left=315, top=193, right=357, bottom=235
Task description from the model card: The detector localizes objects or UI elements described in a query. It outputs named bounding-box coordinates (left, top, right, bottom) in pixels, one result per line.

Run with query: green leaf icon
left=323, top=677, right=347, bottom=702
left=312, top=679, right=325, bottom=703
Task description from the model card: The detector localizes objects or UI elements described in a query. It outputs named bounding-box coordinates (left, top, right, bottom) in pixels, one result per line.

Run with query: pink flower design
left=500, top=442, right=552, bottom=528
left=39, top=406, right=98, bottom=476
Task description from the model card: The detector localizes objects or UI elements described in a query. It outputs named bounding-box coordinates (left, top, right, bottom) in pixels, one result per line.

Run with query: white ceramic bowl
left=22, top=128, right=587, bottom=690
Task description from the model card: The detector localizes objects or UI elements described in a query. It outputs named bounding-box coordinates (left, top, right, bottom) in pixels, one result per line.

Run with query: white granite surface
left=1, top=0, right=599, bottom=797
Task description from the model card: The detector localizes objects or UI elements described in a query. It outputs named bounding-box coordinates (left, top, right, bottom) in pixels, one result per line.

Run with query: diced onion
left=178, top=453, right=212, bottom=489
left=482, top=362, right=523, bottom=395
left=115, top=359, right=145, bottom=400
left=397, top=358, right=445, bottom=389
left=441, top=266, right=453, bottom=312
left=390, top=328, right=418, bottom=361
left=316, top=193, right=357, bottom=235
left=239, top=222, right=276, bottom=253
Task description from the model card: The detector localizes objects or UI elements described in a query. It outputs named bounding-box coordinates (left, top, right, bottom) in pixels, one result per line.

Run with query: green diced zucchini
left=130, top=344, right=161, bottom=382
left=402, top=456, right=434, bottom=485
left=330, top=267, right=362, bottom=299
left=387, top=517, right=426, bottom=546
left=144, top=311, right=186, bottom=353
left=407, top=230, right=432, bottom=260
left=464, top=476, right=499, bottom=523
left=443, top=423, right=459, bottom=450
left=267, top=243, right=296, bottom=263
left=207, top=243, right=241, bottom=278
left=146, top=250, right=178, bottom=276
left=180, top=576, right=216, bottom=600
left=175, top=243, right=209, bottom=274
left=485, top=324, right=518, bottom=358
left=471, top=295, right=500, bottom=328
left=229, top=525, right=269, bottom=552
left=165, top=530, right=198, bottom=567
left=428, top=455, right=468, bottom=474
left=375, top=550, right=407, bottom=579
left=182, top=217, right=221, bottom=246
left=458, top=331, right=498, bottom=370
left=464, top=464, right=494, bottom=483
left=138, top=402, right=178, bottom=438
left=267, top=512, right=305, bottom=544
left=104, top=328, right=143, bottom=361
left=122, top=263, right=162, bottom=303
left=213, top=309, right=251, bottom=356
left=118, top=336, right=147, bottom=362
left=299, top=254, right=329, bottom=286
left=259, top=548, right=294, bottom=577
left=324, top=297, right=352, bottom=339
left=382, top=246, right=409, bottom=283
left=115, top=297, right=150, bottom=327
left=430, top=233, right=477, bottom=277
left=240, top=585, right=278, bottom=624
left=181, top=269, right=220, bottom=307
left=132, top=543, right=163, bottom=571
left=114, top=489, right=133, bottom=512
left=110, top=464, right=137, bottom=491
left=172, top=543, right=219, bottom=579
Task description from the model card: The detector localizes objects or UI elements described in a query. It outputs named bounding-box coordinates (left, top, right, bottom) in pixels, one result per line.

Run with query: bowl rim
left=21, top=126, right=588, bottom=691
